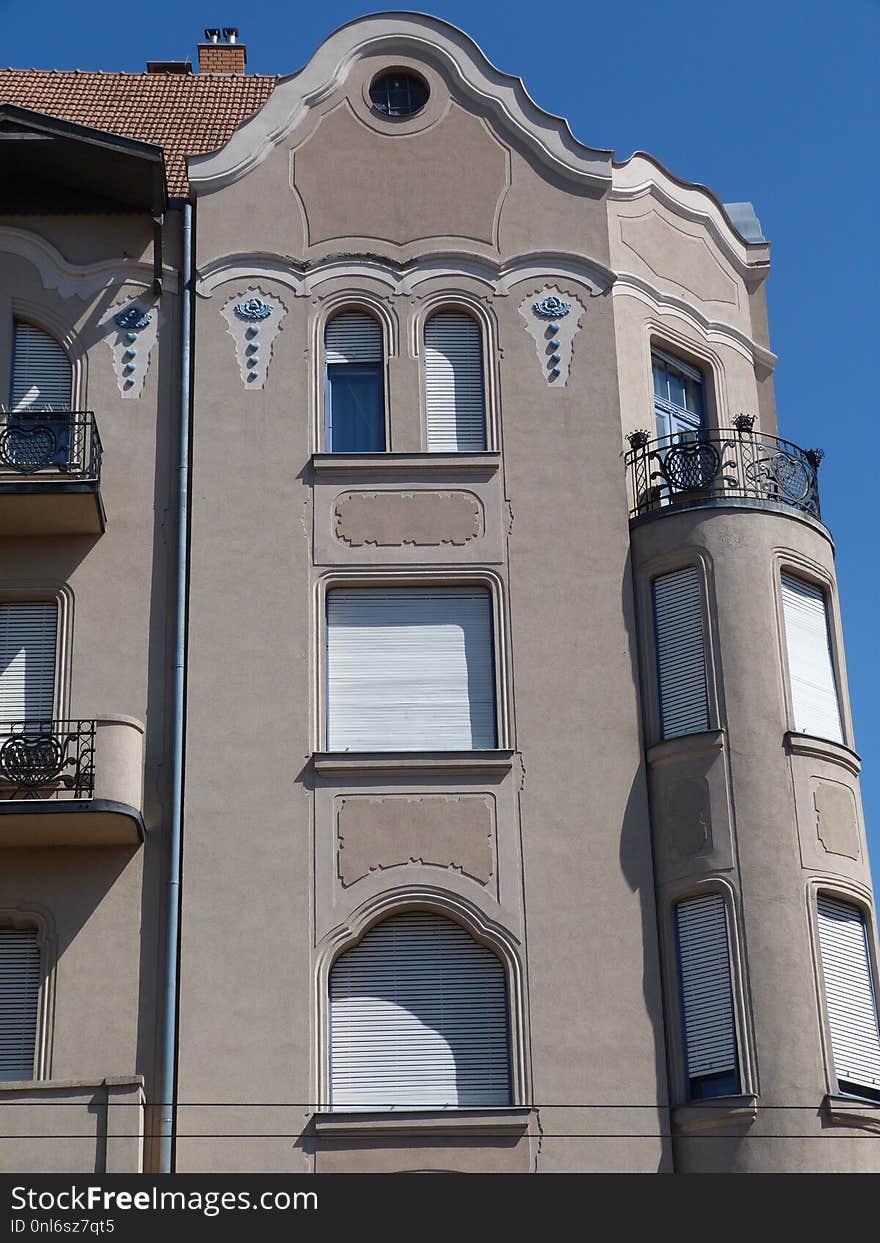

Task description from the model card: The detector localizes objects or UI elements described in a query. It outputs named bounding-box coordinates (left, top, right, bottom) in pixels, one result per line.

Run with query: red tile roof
left=0, top=70, right=277, bottom=196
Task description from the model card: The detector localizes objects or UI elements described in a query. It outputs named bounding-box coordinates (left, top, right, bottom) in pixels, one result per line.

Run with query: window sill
left=0, top=1076, right=144, bottom=1094
left=312, top=750, right=515, bottom=776
left=646, top=729, right=725, bottom=766
left=672, top=1094, right=758, bottom=1133
left=784, top=732, right=861, bottom=776
left=312, top=1108, right=533, bottom=1138
left=311, top=452, right=501, bottom=476
left=823, top=1094, right=880, bottom=1134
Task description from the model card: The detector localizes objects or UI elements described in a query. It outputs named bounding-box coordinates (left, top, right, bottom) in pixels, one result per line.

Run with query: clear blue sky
left=3, top=0, right=878, bottom=877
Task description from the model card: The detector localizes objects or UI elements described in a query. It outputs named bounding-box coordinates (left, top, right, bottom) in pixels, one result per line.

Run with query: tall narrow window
left=652, top=349, right=705, bottom=441
left=10, top=321, right=72, bottom=412
left=0, top=927, right=40, bottom=1081
left=675, top=894, right=740, bottom=1100
left=326, top=587, right=496, bottom=752
left=329, top=911, right=511, bottom=1110
left=652, top=568, right=710, bottom=739
left=780, top=573, right=843, bottom=743
left=324, top=312, right=385, bottom=452
left=0, top=603, right=57, bottom=723
left=817, top=897, right=880, bottom=1100
left=424, top=311, right=486, bottom=451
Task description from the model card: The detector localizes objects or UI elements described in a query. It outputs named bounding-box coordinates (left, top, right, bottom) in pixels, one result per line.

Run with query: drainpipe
left=159, top=198, right=193, bottom=1173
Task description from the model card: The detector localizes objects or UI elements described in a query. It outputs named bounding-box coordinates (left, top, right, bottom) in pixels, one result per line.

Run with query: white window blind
left=652, top=568, right=709, bottom=739
left=0, top=928, right=40, bottom=1081
left=817, top=897, right=880, bottom=1094
left=424, top=312, right=486, bottom=451
left=0, top=603, right=57, bottom=721
left=675, top=894, right=738, bottom=1085
left=10, top=321, right=72, bottom=412
left=329, top=911, right=511, bottom=1110
left=780, top=573, right=843, bottom=743
left=326, top=588, right=496, bottom=751
left=324, top=312, right=383, bottom=363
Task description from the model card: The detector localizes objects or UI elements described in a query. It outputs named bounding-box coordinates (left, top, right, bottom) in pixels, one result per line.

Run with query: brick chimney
left=198, top=27, right=246, bottom=73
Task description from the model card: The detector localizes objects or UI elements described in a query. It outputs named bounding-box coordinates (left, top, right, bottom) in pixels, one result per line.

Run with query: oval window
left=369, top=70, right=429, bottom=117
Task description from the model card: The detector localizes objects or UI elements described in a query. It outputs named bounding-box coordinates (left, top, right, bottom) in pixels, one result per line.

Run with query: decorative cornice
left=189, top=13, right=612, bottom=194
left=612, top=274, right=777, bottom=372
left=612, top=154, right=770, bottom=276
left=196, top=249, right=615, bottom=299
left=0, top=226, right=178, bottom=299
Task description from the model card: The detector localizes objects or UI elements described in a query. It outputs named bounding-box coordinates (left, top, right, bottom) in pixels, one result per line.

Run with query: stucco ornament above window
left=101, top=296, right=161, bottom=399
left=221, top=286, right=287, bottom=390
left=519, top=286, right=585, bottom=385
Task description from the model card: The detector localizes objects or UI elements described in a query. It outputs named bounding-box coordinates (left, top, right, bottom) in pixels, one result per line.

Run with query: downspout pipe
left=159, top=198, right=193, bottom=1173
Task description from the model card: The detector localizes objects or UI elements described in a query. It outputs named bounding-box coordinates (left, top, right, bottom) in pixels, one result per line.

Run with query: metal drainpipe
left=159, top=198, right=193, bottom=1173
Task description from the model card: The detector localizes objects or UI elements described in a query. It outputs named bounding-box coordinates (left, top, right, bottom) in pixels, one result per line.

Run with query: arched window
left=424, top=311, right=486, bottom=452
left=0, top=925, right=40, bottom=1080
left=9, top=320, right=72, bottom=412
left=675, top=893, right=741, bottom=1100
left=329, top=911, right=511, bottom=1110
left=323, top=311, right=385, bottom=452
left=817, top=896, right=880, bottom=1100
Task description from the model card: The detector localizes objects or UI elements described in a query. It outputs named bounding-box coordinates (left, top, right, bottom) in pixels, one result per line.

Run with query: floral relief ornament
left=532, top=294, right=571, bottom=319
left=221, top=287, right=287, bottom=390
left=102, top=296, right=161, bottom=398
left=233, top=297, right=273, bottom=322
left=519, top=286, right=585, bottom=386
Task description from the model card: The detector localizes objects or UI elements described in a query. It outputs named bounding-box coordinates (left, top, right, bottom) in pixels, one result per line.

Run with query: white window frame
left=0, top=906, right=56, bottom=1082
left=414, top=297, right=498, bottom=454
left=777, top=563, right=847, bottom=747
left=0, top=587, right=70, bottom=724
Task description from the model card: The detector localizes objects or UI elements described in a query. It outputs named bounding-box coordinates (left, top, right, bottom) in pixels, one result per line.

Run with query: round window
left=369, top=70, right=429, bottom=117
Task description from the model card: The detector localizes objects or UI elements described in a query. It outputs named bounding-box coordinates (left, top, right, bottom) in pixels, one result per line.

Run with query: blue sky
left=4, top=0, right=878, bottom=876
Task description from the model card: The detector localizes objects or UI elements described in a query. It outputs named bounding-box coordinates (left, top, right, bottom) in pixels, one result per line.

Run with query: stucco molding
left=310, top=451, right=500, bottom=476
left=196, top=249, right=614, bottom=301
left=312, top=1108, right=533, bottom=1136
left=612, top=154, right=771, bottom=273
left=220, top=285, right=288, bottom=391
left=613, top=275, right=777, bottom=372
left=0, top=226, right=178, bottom=300
left=313, top=884, right=529, bottom=1113
left=823, top=1095, right=880, bottom=1135
left=188, top=13, right=612, bottom=194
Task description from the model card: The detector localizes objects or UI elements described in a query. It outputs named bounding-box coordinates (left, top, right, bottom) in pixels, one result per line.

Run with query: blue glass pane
left=327, top=364, right=385, bottom=452
left=689, top=1070, right=740, bottom=1100
left=652, top=363, right=666, bottom=399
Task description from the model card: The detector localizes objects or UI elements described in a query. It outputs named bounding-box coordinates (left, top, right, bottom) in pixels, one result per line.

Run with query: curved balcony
left=0, top=410, right=104, bottom=534
left=625, top=424, right=823, bottom=526
left=0, top=716, right=143, bottom=846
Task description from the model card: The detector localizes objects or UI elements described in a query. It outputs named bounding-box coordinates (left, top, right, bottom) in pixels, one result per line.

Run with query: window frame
left=0, top=586, right=71, bottom=725
left=0, top=906, right=56, bottom=1083
left=775, top=558, right=848, bottom=748
left=415, top=298, right=498, bottom=454
left=319, top=304, right=391, bottom=455
left=314, top=570, right=511, bottom=758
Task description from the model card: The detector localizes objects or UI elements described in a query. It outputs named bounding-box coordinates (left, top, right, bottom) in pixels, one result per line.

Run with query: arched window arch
left=323, top=309, right=385, bottom=452
left=329, top=910, right=511, bottom=1109
left=423, top=309, right=486, bottom=451
left=9, top=320, right=73, bottom=413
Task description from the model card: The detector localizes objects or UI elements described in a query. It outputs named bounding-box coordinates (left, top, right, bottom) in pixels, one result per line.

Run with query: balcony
left=0, top=411, right=104, bottom=535
left=0, top=716, right=144, bottom=846
left=625, top=423, right=823, bottom=526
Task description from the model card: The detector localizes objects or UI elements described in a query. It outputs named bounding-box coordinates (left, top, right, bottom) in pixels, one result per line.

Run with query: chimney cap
left=203, top=27, right=221, bottom=42
left=223, top=27, right=239, bottom=43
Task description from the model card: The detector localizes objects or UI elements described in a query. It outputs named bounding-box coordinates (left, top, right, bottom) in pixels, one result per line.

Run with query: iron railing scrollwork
left=624, top=428, right=823, bottom=521
left=0, top=720, right=96, bottom=800
left=0, top=412, right=102, bottom=483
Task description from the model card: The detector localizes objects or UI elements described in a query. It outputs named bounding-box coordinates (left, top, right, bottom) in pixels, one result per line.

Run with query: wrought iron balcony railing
left=625, top=424, right=823, bottom=521
left=0, top=720, right=96, bottom=801
left=0, top=411, right=102, bottom=483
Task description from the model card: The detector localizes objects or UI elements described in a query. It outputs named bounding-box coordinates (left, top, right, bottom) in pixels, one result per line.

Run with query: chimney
left=197, top=27, right=246, bottom=73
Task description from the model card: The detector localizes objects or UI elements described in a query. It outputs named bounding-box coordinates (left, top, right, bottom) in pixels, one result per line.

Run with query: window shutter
left=324, top=312, right=383, bottom=363
left=329, top=911, right=511, bottom=1109
left=424, top=312, right=486, bottom=451
left=780, top=573, right=843, bottom=743
left=0, top=603, right=57, bottom=721
left=326, top=587, right=496, bottom=751
left=675, top=894, right=738, bottom=1083
left=652, top=568, right=709, bottom=738
left=817, top=897, right=880, bottom=1093
left=0, top=929, right=40, bottom=1081
left=10, top=322, right=72, bottom=412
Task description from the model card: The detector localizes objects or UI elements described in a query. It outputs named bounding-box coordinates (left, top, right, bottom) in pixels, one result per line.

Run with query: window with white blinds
left=675, top=894, right=740, bottom=1099
left=0, top=603, right=57, bottom=722
left=817, top=897, right=880, bottom=1098
left=0, top=928, right=40, bottom=1081
left=780, top=573, right=843, bottom=744
left=9, top=321, right=73, bottom=412
left=424, top=311, right=486, bottom=452
left=326, top=587, right=496, bottom=751
left=329, top=911, right=511, bottom=1110
left=652, top=567, right=710, bottom=739
left=324, top=311, right=385, bottom=452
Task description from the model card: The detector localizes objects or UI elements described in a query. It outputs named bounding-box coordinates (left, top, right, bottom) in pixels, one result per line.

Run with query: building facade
left=0, top=13, right=878, bottom=1174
